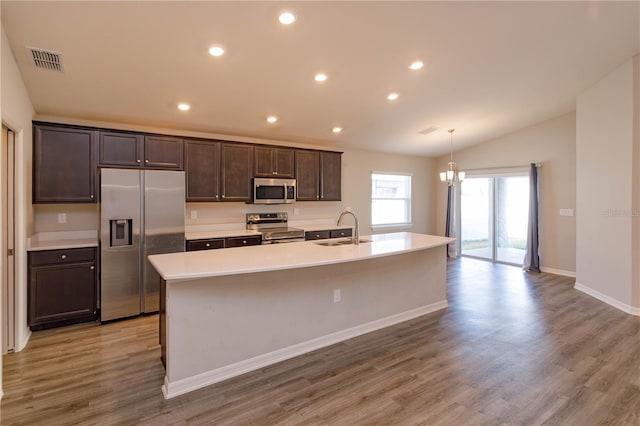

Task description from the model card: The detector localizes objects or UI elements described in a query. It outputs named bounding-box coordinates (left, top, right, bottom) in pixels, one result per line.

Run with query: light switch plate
left=559, top=209, right=574, bottom=217
left=190, top=210, right=197, bottom=219
left=58, top=213, right=67, bottom=224
left=333, top=289, right=341, bottom=303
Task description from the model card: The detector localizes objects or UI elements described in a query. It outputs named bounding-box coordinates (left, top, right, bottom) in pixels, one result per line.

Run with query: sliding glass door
left=460, top=174, right=529, bottom=265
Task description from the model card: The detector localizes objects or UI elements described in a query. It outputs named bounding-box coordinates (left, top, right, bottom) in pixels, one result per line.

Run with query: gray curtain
left=445, top=185, right=457, bottom=258
left=523, top=163, right=540, bottom=271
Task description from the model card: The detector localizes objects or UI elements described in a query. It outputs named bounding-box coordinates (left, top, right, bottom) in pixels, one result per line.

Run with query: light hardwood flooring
left=2, top=257, right=639, bottom=425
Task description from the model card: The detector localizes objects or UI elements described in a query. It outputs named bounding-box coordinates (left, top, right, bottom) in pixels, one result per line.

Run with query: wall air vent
left=26, top=47, right=64, bottom=73
left=418, top=126, right=438, bottom=135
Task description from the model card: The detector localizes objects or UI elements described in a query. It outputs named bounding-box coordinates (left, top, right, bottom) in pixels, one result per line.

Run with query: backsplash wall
left=185, top=201, right=344, bottom=231
left=34, top=204, right=99, bottom=233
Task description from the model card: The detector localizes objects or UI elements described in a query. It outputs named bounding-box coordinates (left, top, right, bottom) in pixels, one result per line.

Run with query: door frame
left=1, top=125, right=17, bottom=353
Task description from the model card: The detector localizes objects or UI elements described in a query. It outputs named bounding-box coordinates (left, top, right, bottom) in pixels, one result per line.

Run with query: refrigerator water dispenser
left=110, top=219, right=132, bottom=247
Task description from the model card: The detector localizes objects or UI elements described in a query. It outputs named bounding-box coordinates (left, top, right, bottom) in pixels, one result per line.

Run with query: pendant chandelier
left=440, top=129, right=465, bottom=186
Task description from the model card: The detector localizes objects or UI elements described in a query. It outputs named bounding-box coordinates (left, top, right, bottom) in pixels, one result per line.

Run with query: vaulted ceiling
left=2, top=1, right=639, bottom=156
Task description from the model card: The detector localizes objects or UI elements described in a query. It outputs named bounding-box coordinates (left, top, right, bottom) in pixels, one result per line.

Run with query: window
left=371, top=173, right=411, bottom=227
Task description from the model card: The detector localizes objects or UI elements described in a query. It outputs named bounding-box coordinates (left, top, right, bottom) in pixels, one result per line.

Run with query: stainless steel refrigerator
left=100, top=168, right=185, bottom=322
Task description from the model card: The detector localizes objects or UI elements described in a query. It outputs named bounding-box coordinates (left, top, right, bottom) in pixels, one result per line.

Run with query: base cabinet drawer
left=305, top=231, right=331, bottom=240
left=330, top=228, right=352, bottom=239
left=187, top=238, right=226, bottom=252
left=28, top=248, right=97, bottom=330
left=226, top=236, right=261, bottom=248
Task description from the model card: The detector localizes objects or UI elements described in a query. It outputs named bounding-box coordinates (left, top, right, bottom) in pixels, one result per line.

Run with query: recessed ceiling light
left=177, top=103, right=190, bottom=111
left=267, top=116, right=278, bottom=124
left=387, top=93, right=399, bottom=101
left=279, top=11, right=296, bottom=25
left=332, top=127, right=342, bottom=134
left=208, top=46, right=224, bottom=57
left=314, top=73, right=328, bottom=82
left=409, top=61, right=423, bottom=70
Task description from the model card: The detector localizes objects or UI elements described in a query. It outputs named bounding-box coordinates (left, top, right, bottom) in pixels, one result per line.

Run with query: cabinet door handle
left=206, top=243, right=211, bottom=247
left=90, top=194, right=94, bottom=199
left=242, top=240, right=247, bottom=244
left=136, top=159, right=141, bottom=163
left=222, top=194, right=225, bottom=199
left=145, top=159, right=149, bottom=163
left=60, top=254, right=67, bottom=260
left=90, top=265, right=95, bottom=270
left=272, top=171, right=277, bottom=175
left=316, top=234, right=320, bottom=238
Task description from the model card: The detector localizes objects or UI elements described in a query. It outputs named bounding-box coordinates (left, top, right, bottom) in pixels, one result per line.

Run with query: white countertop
left=149, top=232, right=454, bottom=281
left=27, top=230, right=99, bottom=251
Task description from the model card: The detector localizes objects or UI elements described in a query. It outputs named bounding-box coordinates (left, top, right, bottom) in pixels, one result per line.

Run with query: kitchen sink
left=314, top=238, right=372, bottom=246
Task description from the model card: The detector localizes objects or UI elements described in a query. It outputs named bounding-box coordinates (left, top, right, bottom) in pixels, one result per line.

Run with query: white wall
left=1, top=26, right=35, bottom=358
left=435, top=112, right=576, bottom=274
left=576, top=56, right=639, bottom=314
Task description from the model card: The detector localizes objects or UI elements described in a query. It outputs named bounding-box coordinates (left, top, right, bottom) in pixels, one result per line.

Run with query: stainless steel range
left=246, top=212, right=305, bottom=244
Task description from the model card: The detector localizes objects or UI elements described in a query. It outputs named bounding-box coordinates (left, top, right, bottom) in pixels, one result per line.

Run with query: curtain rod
left=462, top=163, right=541, bottom=172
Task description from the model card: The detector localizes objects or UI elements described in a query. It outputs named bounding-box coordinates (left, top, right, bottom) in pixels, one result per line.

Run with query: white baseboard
left=540, top=267, right=576, bottom=278
left=162, top=301, right=448, bottom=399
left=574, top=282, right=640, bottom=316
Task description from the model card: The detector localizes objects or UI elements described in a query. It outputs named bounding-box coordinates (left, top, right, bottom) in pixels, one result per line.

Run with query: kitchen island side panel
left=163, top=246, right=447, bottom=395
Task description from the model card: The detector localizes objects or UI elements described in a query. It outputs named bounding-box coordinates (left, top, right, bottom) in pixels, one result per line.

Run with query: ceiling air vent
left=26, top=47, right=64, bottom=72
left=418, top=126, right=438, bottom=135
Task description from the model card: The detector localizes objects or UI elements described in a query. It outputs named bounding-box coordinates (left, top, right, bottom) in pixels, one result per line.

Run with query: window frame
left=370, top=171, right=412, bottom=230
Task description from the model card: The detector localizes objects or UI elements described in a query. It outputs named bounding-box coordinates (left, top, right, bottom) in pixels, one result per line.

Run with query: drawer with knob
left=304, top=230, right=331, bottom=241
left=226, top=235, right=262, bottom=248
left=330, top=229, right=353, bottom=239
left=29, top=247, right=97, bottom=266
left=186, top=238, right=226, bottom=252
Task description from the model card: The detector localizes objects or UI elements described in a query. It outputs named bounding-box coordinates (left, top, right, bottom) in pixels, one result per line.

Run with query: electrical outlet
left=58, top=213, right=67, bottom=224
left=333, top=288, right=341, bottom=303
left=190, top=210, right=197, bottom=219
left=294, top=208, right=299, bottom=216
left=559, top=209, right=574, bottom=217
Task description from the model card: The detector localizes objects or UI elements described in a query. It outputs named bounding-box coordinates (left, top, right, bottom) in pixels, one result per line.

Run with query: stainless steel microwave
left=253, top=178, right=296, bottom=204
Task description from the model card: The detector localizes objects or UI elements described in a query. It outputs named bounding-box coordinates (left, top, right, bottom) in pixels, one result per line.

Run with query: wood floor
left=2, top=257, right=639, bottom=425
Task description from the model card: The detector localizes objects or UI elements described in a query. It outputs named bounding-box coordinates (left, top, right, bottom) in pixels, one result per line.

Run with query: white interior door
left=2, top=125, right=16, bottom=353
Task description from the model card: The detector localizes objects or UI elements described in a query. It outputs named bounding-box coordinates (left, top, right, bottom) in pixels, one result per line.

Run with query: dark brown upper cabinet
left=144, top=135, right=183, bottom=169
left=254, top=146, right=294, bottom=178
left=220, top=143, right=253, bottom=201
left=295, top=150, right=320, bottom=201
left=98, top=131, right=143, bottom=167
left=33, top=124, right=97, bottom=203
left=98, top=132, right=182, bottom=170
left=320, top=151, right=342, bottom=201
left=184, top=139, right=220, bottom=202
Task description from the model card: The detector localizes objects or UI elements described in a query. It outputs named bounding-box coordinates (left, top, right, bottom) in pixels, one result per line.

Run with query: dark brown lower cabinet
left=28, top=247, right=98, bottom=330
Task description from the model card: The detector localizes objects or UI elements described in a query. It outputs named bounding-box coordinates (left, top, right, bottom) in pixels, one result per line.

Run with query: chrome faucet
left=337, top=210, right=359, bottom=245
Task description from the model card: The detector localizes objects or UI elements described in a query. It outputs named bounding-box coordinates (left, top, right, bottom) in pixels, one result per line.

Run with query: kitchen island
left=149, top=232, right=453, bottom=399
